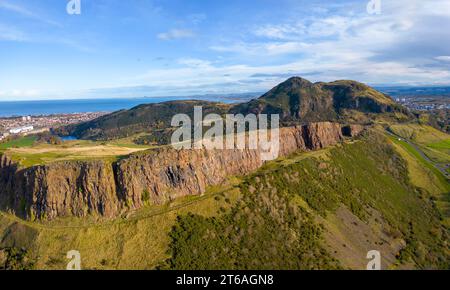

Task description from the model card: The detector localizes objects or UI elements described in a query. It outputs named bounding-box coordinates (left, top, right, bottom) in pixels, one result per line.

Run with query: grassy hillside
left=325, top=80, right=394, bottom=105
left=1, top=131, right=448, bottom=270
left=162, top=131, right=448, bottom=269
left=386, top=126, right=450, bottom=227
left=231, top=77, right=408, bottom=126
left=59, top=100, right=230, bottom=141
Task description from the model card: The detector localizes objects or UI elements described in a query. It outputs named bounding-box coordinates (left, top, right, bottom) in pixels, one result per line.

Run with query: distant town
left=377, top=86, right=450, bottom=112
left=0, top=112, right=107, bottom=141
left=395, top=97, right=450, bottom=111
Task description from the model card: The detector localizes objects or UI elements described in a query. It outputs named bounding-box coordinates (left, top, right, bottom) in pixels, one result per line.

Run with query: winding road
left=386, top=129, right=450, bottom=180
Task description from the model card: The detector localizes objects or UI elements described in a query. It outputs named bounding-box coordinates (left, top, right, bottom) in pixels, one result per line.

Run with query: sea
left=0, top=96, right=250, bottom=118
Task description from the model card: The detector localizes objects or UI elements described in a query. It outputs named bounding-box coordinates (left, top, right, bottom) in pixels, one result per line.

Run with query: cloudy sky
left=1, top=0, right=450, bottom=100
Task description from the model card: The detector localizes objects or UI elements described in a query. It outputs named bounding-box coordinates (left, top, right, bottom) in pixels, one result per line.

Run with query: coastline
left=0, top=97, right=183, bottom=118
left=0, top=94, right=255, bottom=118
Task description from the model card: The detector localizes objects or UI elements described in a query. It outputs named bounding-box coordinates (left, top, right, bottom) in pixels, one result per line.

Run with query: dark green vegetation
left=162, top=189, right=339, bottom=270
left=35, top=131, right=62, bottom=145
left=417, top=109, right=449, bottom=134
left=0, top=247, right=35, bottom=270
left=162, top=132, right=449, bottom=270
left=62, top=77, right=410, bottom=142
left=0, top=219, right=37, bottom=270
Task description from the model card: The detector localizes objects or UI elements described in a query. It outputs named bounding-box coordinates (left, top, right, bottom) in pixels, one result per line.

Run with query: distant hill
left=61, top=77, right=410, bottom=141
left=57, top=100, right=230, bottom=141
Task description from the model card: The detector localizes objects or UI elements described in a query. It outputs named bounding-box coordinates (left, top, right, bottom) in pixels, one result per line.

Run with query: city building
left=9, top=126, right=34, bottom=134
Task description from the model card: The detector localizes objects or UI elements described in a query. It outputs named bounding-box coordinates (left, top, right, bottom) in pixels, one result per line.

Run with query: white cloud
left=0, top=23, right=27, bottom=41
left=254, top=24, right=305, bottom=40
left=4, top=0, right=450, bottom=99
left=211, top=41, right=310, bottom=56
left=435, top=56, right=450, bottom=62
left=125, top=0, right=450, bottom=92
left=0, top=89, right=40, bottom=98
left=178, top=58, right=213, bottom=69
left=157, top=29, right=195, bottom=40
left=188, top=13, right=206, bottom=25
left=0, top=0, right=35, bottom=17
left=0, top=0, right=60, bottom=26
left=207, top=0, right=450, bottom=86
left=125, top=52, right=450, bottom=95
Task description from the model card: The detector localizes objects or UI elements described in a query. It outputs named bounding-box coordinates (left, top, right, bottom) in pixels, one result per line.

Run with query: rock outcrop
left=341, top=124, right=365, bottom=137
left=0, top=122, right=363, bottom=220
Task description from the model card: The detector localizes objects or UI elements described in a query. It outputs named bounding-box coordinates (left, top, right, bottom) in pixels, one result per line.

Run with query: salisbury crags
left=0, top=122, right=363, bottom=220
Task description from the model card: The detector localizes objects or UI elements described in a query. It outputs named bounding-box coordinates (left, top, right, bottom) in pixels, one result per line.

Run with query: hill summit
left=231, top=77, right=402, bottom=123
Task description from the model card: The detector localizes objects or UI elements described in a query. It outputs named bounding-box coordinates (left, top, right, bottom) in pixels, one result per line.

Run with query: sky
left=0, top=0, right=450, bottom=101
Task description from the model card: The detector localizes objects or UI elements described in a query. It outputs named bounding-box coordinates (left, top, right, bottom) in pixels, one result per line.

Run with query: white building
left=9, top=126, right=34, bottom=135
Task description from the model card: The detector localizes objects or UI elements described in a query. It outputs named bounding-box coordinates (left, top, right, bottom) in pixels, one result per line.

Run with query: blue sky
left=1, top=0, right=450, bottom=100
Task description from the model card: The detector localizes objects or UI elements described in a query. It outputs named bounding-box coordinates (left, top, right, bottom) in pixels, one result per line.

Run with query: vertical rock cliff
left=0, top=122, right=361, bottom=220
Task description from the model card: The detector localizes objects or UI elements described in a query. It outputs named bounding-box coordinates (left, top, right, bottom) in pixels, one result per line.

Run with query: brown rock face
left=341, top=124, right=365, bottom=137
left=115, top=147, right=264, bottom=210
left=0, top=158, right=120, bottom=219
left=302, top=122, right=344, bottom=149
left=0, top=122, right=359, bottom=220
left=28, top=161, right=120, bottom=219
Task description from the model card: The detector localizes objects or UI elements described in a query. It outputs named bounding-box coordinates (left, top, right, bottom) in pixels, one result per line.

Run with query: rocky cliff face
left=0, top=155, right=120, bottom=219
left=0, top=122, right=362, bottom=220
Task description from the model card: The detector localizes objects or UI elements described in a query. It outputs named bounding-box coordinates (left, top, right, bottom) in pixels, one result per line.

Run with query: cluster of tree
left=0, top=247, right=35, bottom=270
left=422, top=110, right=450, bottom=134
left=36, top=132, right=62, bottom=145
